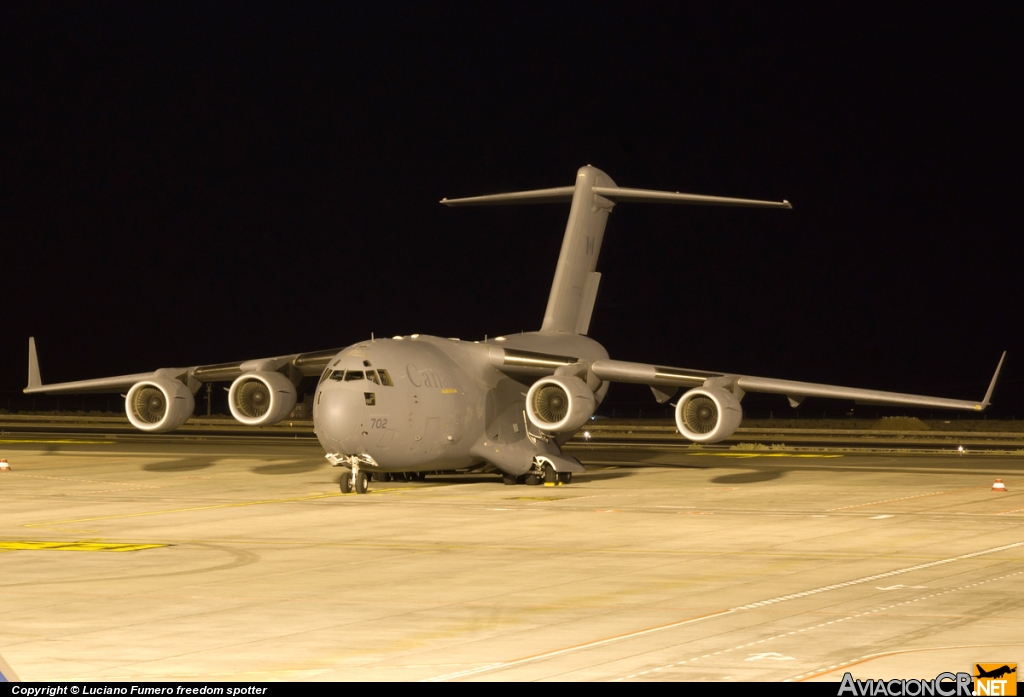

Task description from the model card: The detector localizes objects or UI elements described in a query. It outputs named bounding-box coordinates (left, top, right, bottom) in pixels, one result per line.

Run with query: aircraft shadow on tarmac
left=143, top=458, right=215, bottom=472
left=251, top=460, right=326, bottom=475
left=710, top=469, right=785, bottom=484
left=140, top=458, right=327, bottom=474
left=574, top=469, right=632, bottom=482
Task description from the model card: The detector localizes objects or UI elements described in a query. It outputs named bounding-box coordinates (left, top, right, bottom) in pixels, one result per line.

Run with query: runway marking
left=615, top=569, right=1024, bottom=682
left=687, top=453, right=843, bottom=459
left=422, top=609, right=736, bottom=682
left=731, top=540, right=1024, bottom=610
left=6, top=472, right=162, bottom=487
left=424, top=541, right=1024, bottom=682
left=0, top=438, right=112, bottom=445
left=24, top=492, right=346, bottom=528
left=0, top=540, right=167, bottom=552
left=827, top=490, right=959, bottom=511
left=789, top=631, right=1024, bottom=682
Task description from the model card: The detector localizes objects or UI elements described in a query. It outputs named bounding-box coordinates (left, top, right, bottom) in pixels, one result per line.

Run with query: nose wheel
left=339, top=468, right=370, bottom=494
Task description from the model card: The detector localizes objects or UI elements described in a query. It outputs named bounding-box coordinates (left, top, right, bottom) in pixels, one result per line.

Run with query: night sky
left=2, top=4, right=1021, bottom=417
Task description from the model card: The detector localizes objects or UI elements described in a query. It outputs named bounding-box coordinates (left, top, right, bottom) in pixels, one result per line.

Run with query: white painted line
left=423, top=608, right=735, bottom=682
left=731, top=541, right=1024, bottom=611
left=427, top=543, right=1024, bottom=682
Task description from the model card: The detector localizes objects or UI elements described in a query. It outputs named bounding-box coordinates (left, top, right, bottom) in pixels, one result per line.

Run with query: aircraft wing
left=22, top=337, right=342, bottom=395
left=588, top=353, right=1007, bottom=412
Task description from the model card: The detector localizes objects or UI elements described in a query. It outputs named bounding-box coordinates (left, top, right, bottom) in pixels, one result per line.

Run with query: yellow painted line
left=25, top=485, right=425, bottom=528
left=25, top=492, right=345, bottom=528
left=0, top=540, right=167, bottom=552
left=827, top=486, right=985, bottom=511
left=687, top=452, right=843, bottom=459
left=0, top=438, right=112, bottom=445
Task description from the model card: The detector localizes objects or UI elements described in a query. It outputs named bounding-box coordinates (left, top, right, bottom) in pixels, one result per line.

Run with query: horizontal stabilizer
left=440, top=186, right=574, bottom=206
left=592, top=186, right=791, bottom=209
left=441, top=185, right=790, bottom=209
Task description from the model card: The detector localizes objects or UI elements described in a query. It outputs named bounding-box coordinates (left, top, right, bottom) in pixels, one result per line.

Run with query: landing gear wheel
left=373, top=472, right=391, bottom=482
left=525, top=474, right=541, bottom=486
left=557, top=472, right=572, bottom=485
left=354, top=470, right=369, bottom=494
left=339, top=471, right=353, bottom=494
left=502, top=474, right=518, bottom=486
left=543, top=464, right=557, bottom=484
left=393, top=472, right=407, bottom=482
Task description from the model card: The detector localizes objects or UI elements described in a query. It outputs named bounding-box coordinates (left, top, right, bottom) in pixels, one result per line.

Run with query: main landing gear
left=503, top=461, right=573, bottom=486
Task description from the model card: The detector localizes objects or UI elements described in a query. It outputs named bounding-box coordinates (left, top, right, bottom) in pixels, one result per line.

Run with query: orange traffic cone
left=992, top=479, right=1007, bottom=492
left=0, top=458, right=9, bottom=472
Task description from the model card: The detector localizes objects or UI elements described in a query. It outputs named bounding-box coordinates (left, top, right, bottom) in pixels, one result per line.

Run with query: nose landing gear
left=326, top=453, right=375, bottom=495
left=339, top=468, right=369, bottom=494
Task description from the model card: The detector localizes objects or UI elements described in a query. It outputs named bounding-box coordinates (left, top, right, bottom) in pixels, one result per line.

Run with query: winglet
left=27, top=337, right=42, bottom=389
left=0, top=649, right=20, bottom=681
left=980, top=351, right=1006, bottom=409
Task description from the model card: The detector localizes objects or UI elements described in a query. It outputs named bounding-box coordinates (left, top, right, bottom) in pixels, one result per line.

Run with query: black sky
left=2, top=3, right=1021, bottom=416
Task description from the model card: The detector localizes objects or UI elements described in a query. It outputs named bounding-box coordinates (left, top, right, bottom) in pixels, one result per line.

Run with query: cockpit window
left=320, top=368, right=331, bottom=383
left=325, top=369, right=391, bottom=385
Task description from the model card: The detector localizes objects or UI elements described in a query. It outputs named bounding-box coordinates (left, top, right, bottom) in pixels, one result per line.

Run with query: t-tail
left=442, top=165, right=791, bottom=335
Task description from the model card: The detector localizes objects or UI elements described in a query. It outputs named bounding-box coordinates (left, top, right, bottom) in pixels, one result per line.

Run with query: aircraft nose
left=314, top=385, right=362, bottom=450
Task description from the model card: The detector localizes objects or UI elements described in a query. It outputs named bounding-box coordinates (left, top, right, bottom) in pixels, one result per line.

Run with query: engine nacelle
left=675, top=387, right=743, bottom=443
left=126, top=378, right=195, bottom=433
left=526, top=375, right=596, bottom=434
left=229, top=371, right=298, bottom=426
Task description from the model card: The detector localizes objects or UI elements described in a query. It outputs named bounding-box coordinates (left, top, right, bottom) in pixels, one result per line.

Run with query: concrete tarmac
left=1, top=435, right=1022, bottom=682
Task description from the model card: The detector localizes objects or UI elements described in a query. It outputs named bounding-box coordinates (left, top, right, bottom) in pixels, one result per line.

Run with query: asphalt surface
left=1, top=433, right=1022, bottom=682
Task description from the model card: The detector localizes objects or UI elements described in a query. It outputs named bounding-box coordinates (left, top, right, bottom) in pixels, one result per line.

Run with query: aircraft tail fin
left=28, top=337, right=42, bottom=389
left=441, top=166, right=790, bottom=334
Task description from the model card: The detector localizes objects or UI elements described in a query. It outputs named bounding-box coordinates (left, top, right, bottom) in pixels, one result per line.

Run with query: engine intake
left=526, top=375, right=595, bottom=434
left=125, top=378, right=195, bottom=433
left=675, top=386, right=743, bottom=443
left=229, top=371, right=297, bottom=426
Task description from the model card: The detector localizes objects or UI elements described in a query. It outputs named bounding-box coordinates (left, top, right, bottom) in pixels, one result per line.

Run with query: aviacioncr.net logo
left=839, top=672, right=973, bottom=696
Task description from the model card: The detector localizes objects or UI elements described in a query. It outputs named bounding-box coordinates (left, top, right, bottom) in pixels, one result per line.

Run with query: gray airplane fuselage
left=314, top=332, right=608, bottom=475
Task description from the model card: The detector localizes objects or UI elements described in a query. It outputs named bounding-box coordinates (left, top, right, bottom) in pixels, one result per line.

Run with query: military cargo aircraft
left=24, top=166, right=1005, bottom=493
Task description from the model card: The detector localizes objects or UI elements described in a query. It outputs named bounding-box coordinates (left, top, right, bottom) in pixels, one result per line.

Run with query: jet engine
left=228, top=371, right=297, bottom=426
left=674, top=387, right=743, bottom=443
left=526, top=375, right=596, bottom=434
left=125, top=378, right=196, bottom=433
